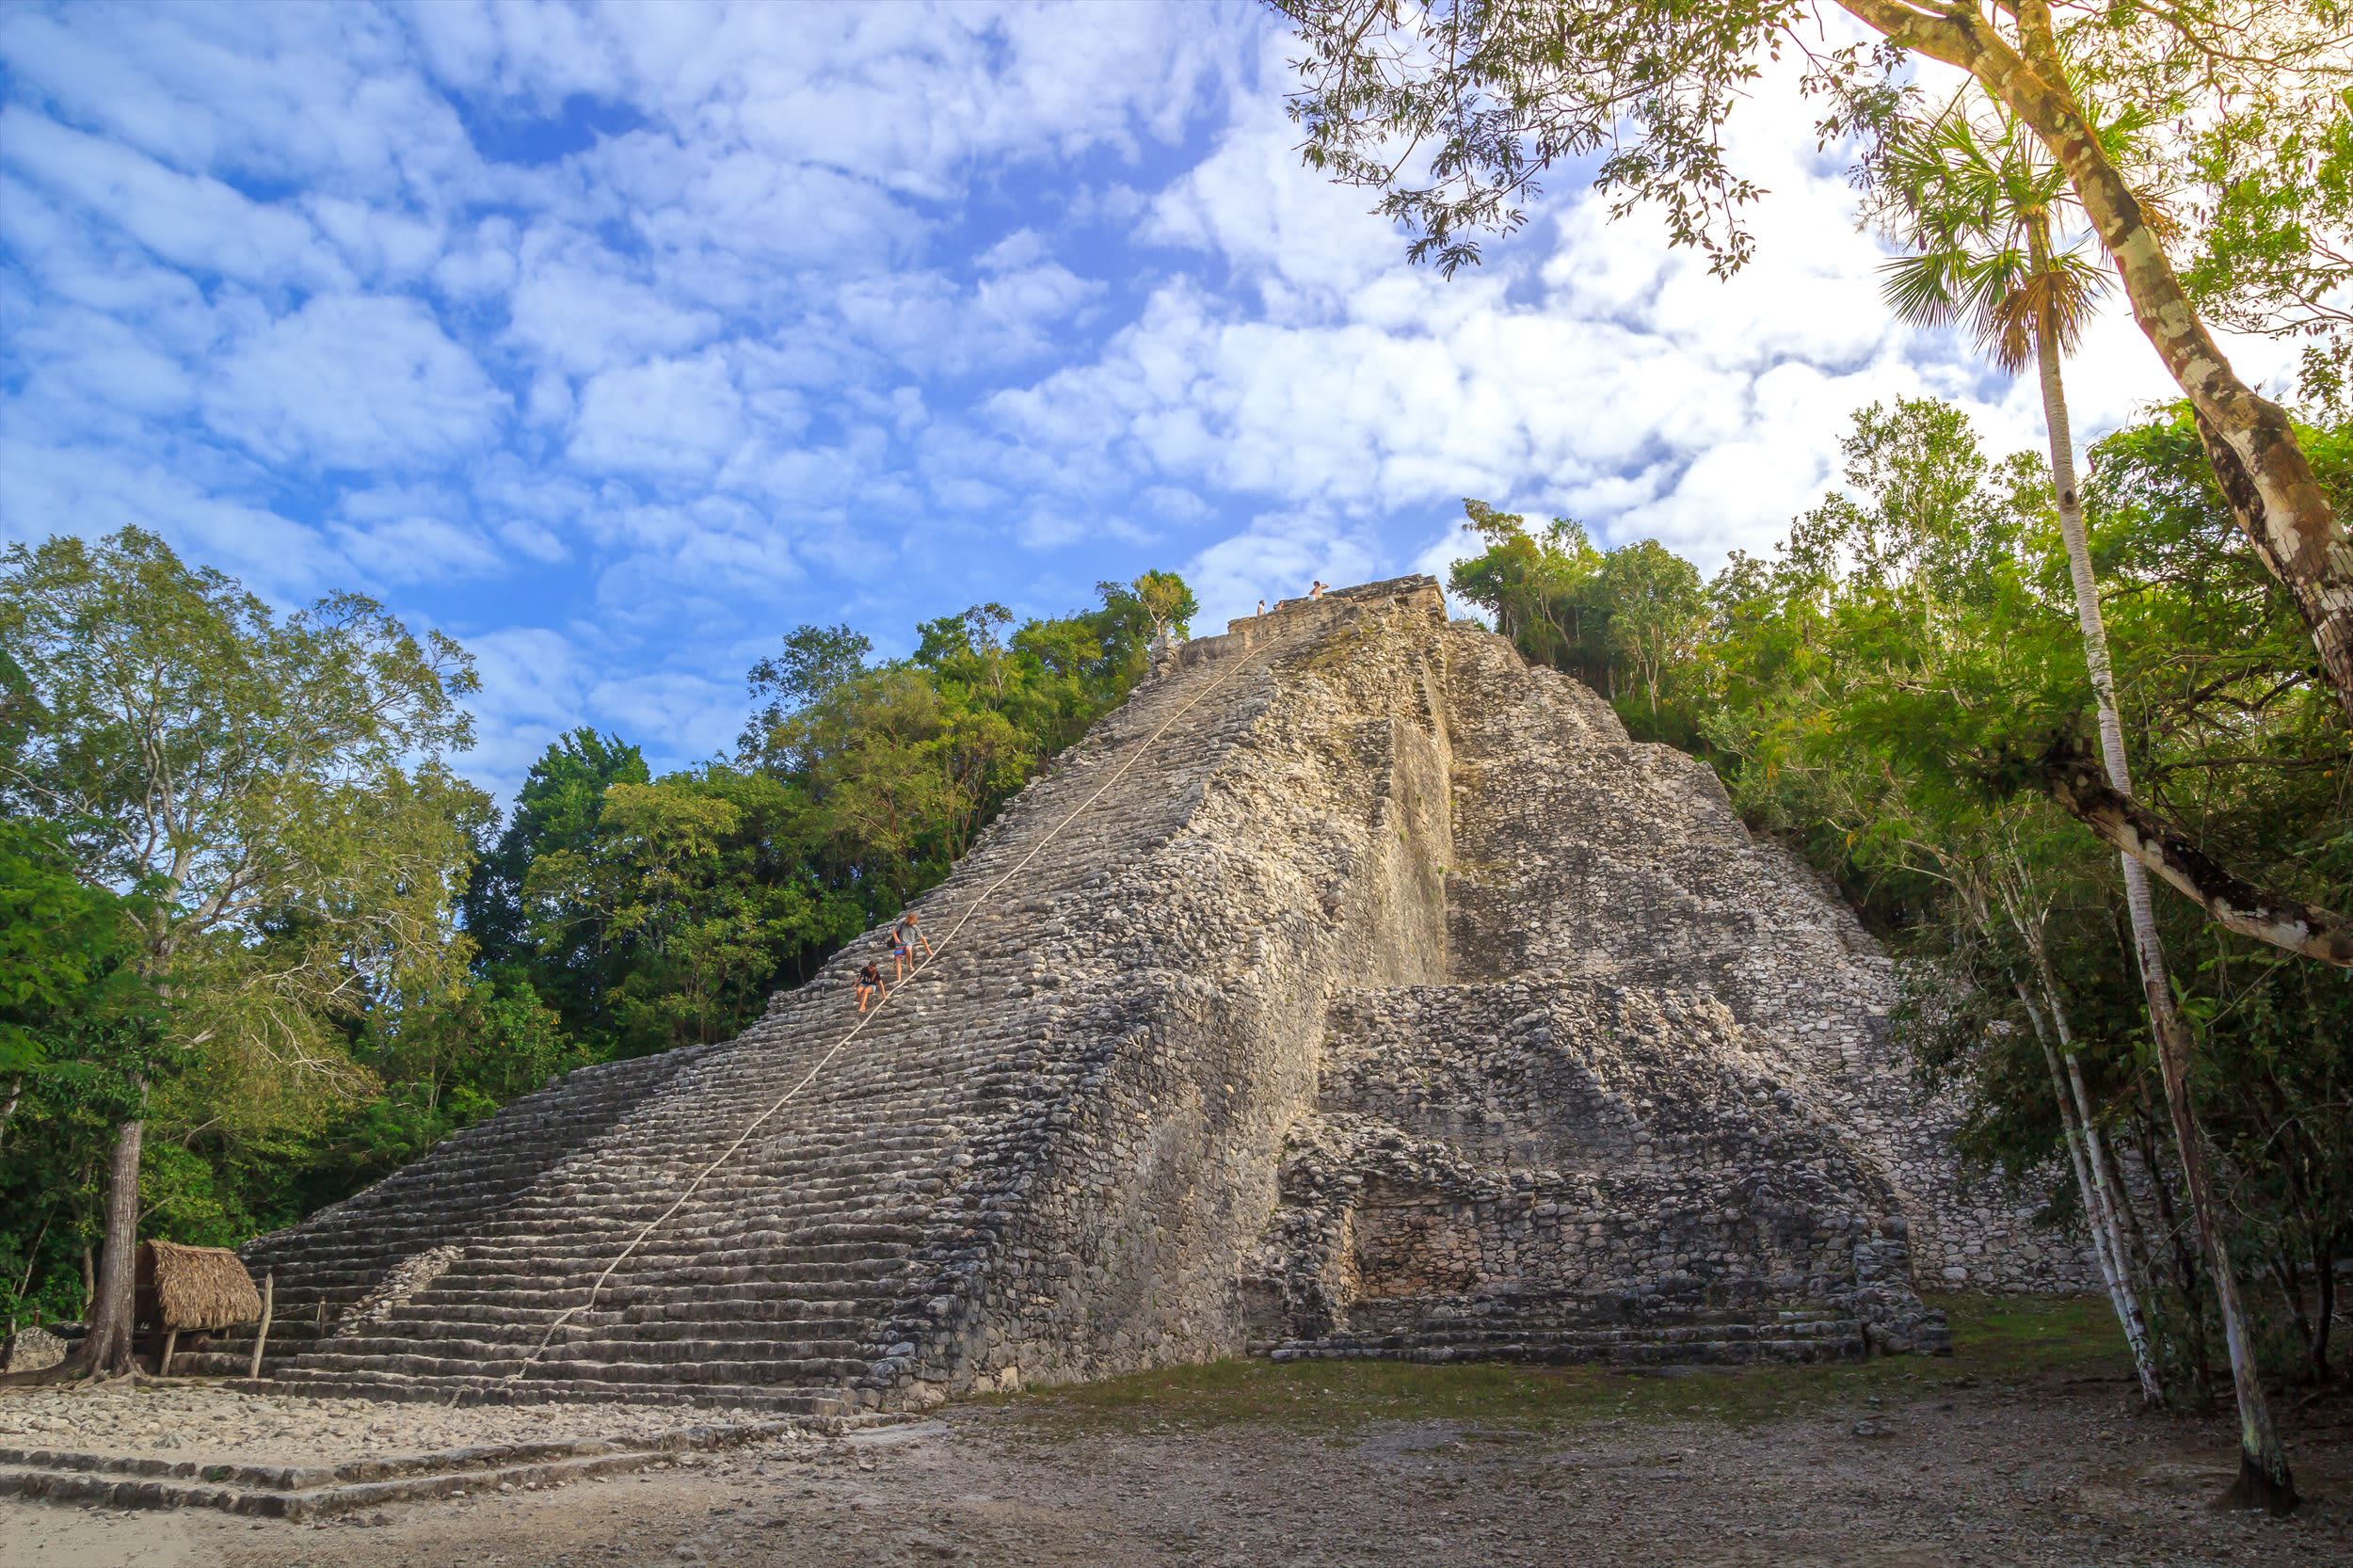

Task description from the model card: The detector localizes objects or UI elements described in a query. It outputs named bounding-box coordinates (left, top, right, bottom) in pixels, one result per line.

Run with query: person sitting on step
left=856, top=958, right=887, bottom=1013
left=891, top=911, right=932, bottom=978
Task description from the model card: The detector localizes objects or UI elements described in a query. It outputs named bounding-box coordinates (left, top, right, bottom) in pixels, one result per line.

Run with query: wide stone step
left=419, top=1277, right=895, bottom=1312
left=442, top=1236, right=916, bottom=1267
left=251, top=1371, right=873, bottom=1413
left=264, top=1201, right=938, bottom=1266
left=335, top=1310, right=872, bottom=1348
left=1266, top=1315, right=1870, bottom=1365
left=367, top=1296, right=868, bottom=1331
left=314, top=1323, right=866, bottom=1361
left=287, top=1347, right=871, bottom=1384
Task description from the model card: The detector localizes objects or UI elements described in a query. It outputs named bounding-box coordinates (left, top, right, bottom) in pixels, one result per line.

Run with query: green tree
left=462, top=728, right=649, bottom=1037
left=1123, top=570, right=1200, bottom=644
left=524, top=771, right=837, bottom=1057
left=2140, top=33, right=2353, bottom=411
left=0, top=528, right=482, bottom=1373
left=0, top=819, right=158, bottom=1333
left=1448, top=501, right=1608, bottom=676
left=1879, top=95, right=2292, bottom=1488
left=1273, top=0, right=2353, bottom=748
left=1598, top=540, right=1705, bottom=720
left=741, top=626, right=872, bottom=769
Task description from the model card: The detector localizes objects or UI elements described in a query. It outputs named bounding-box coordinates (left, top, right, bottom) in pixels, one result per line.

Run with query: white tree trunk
left=2017, top=980, right=2162, bottom=1403
left=2035, top=289, right=2293, bottom=1505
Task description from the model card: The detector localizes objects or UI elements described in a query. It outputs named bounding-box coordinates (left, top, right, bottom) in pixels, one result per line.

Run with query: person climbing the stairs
left=856, top=957, right=887, bottom=1013
left=891, top=911, right=933, bottom=979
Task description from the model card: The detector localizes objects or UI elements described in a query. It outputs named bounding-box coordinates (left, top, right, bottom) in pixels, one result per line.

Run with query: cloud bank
left=0, top=1, right=2293, bottom=800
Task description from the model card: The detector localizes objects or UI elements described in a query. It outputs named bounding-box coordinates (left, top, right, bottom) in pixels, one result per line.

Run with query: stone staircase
left=190, top=581, right=1465, bottom=1408
left=178, top=577, right=2070, bottom=1412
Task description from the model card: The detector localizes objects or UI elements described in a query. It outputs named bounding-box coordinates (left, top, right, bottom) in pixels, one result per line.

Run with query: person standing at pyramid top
left=1309, top=580, right=1326, bottom=599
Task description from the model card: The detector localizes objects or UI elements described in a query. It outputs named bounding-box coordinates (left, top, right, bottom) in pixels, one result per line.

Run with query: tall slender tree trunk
left=2033, top=286, right=2297, bottom=1510
left=77, top=1112, right=143, bottom=1375
left=2001, top=883, right=2164, bottom=1405
left=2016, top=978, right=2164, bottom=1404
left=2135, top=1105, right=2217, bottom=1400
left=2066, top=1050, right=2150, bottom=1300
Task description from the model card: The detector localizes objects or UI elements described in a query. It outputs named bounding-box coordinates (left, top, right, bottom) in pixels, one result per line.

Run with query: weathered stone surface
left=182, top=578, right=2073, bottom=1412
left=2, top=1325, right=65, bottom=1374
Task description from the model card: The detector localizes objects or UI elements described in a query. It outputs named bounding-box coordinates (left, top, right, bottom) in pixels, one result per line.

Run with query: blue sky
left=0, top=2, right=2295, bottom=802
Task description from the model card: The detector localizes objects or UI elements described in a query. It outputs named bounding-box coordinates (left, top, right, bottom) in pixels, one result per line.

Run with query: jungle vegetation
left=0, top=539, right=1190, bottom=1366
left=1276, top=0, right=2349, bottom=1505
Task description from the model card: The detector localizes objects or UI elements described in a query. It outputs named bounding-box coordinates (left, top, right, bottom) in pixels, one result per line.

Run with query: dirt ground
left=8, top=1300, right=2350, bottom=1568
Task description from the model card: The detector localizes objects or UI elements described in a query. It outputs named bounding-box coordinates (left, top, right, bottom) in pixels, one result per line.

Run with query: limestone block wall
left=202, top=575, right=2082, bottom=1411
left=1434, top=624, right=2088, bottom=1295
left=1248, top=982, right=1945, bottom=1355
left=859, top=580, right=1461, bottom=1400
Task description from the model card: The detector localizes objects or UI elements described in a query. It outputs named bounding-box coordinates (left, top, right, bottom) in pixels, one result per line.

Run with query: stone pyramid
left=184, top=578, right=2077, bottom=1411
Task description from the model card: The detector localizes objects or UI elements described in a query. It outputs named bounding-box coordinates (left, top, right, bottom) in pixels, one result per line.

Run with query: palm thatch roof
left=136, top=1240, right=262, bottom=1332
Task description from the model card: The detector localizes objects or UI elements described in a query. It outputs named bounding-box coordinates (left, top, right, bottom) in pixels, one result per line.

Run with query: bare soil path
left=6, top=1299, right=2347, bottom=1568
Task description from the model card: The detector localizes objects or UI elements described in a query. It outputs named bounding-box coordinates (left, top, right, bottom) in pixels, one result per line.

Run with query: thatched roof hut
left=136, top=1240, right=262, bottom=1332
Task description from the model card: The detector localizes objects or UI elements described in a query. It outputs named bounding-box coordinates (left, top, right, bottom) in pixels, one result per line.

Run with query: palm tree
left=1879, top=100, right=2296, bottom=1511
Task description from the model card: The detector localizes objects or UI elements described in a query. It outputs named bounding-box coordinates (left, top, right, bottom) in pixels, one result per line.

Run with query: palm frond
left=1879, top=250, right=1967, bottom=329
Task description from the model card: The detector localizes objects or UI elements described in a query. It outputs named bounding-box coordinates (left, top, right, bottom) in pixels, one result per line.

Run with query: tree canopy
left=1454, top=397, right=2353, bottom=1423
left=0, top=560, right=1192, bottom=1338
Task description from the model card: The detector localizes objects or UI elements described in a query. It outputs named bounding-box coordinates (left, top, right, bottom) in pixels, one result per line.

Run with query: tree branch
left=2036, top=735, right=2353, bottom=968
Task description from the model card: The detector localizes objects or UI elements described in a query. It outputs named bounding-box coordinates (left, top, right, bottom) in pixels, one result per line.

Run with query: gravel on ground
left=0, top=1382, right=748, bottom=1467
left=4, top=1367, right=2347, bottom=1568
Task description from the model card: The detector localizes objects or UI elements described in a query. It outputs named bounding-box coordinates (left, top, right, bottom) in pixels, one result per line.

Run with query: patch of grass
left=989, top=1294, right=2131, bottom=1439
left=1924, top=1290, right=2127, bottom=1377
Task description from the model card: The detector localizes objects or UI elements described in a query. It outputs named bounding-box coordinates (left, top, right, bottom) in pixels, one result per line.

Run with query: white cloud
left=0, top=4, right=480, bottom=200
left=459, top=623, right=599, bottom=800
left=0, top=433, right=342, bottom=600
left=568, top=350, right=749, bottom=477
left=203, top=294, right=508, bottom=470
left=504, top=232, right=724, bottom=378
left=11, top=304, right=199, bottom=422
left=432, top=216, right=520, bottom=300
left=328, top=482, right=507, bottom=584
left=306, top=195, right=445, bottom=283
left=835, top=261, right=1108, bottom=376
left=585, top=667, right=742, bottom=766
left=0, top=105, right=348, bottom=289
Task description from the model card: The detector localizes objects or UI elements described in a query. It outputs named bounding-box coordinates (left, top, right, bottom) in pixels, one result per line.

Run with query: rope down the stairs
left=473, top=642, right=1258, bottom=1397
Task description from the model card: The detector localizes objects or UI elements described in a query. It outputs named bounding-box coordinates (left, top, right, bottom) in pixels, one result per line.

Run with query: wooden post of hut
left=136, top=1241, right=264, bottom=1376
left=248, top=1271, right=274, bottom=1380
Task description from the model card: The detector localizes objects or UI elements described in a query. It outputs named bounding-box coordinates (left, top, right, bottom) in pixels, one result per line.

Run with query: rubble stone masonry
left=189, top=578, right=2084, bottom=1413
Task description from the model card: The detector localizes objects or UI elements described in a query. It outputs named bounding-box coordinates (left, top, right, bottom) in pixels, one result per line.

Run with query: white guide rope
left=481, top=645, right=1256, bottom=1392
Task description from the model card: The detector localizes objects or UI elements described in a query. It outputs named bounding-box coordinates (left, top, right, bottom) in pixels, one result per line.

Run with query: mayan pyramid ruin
left=183, top=578, right=2082, bottom=1412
